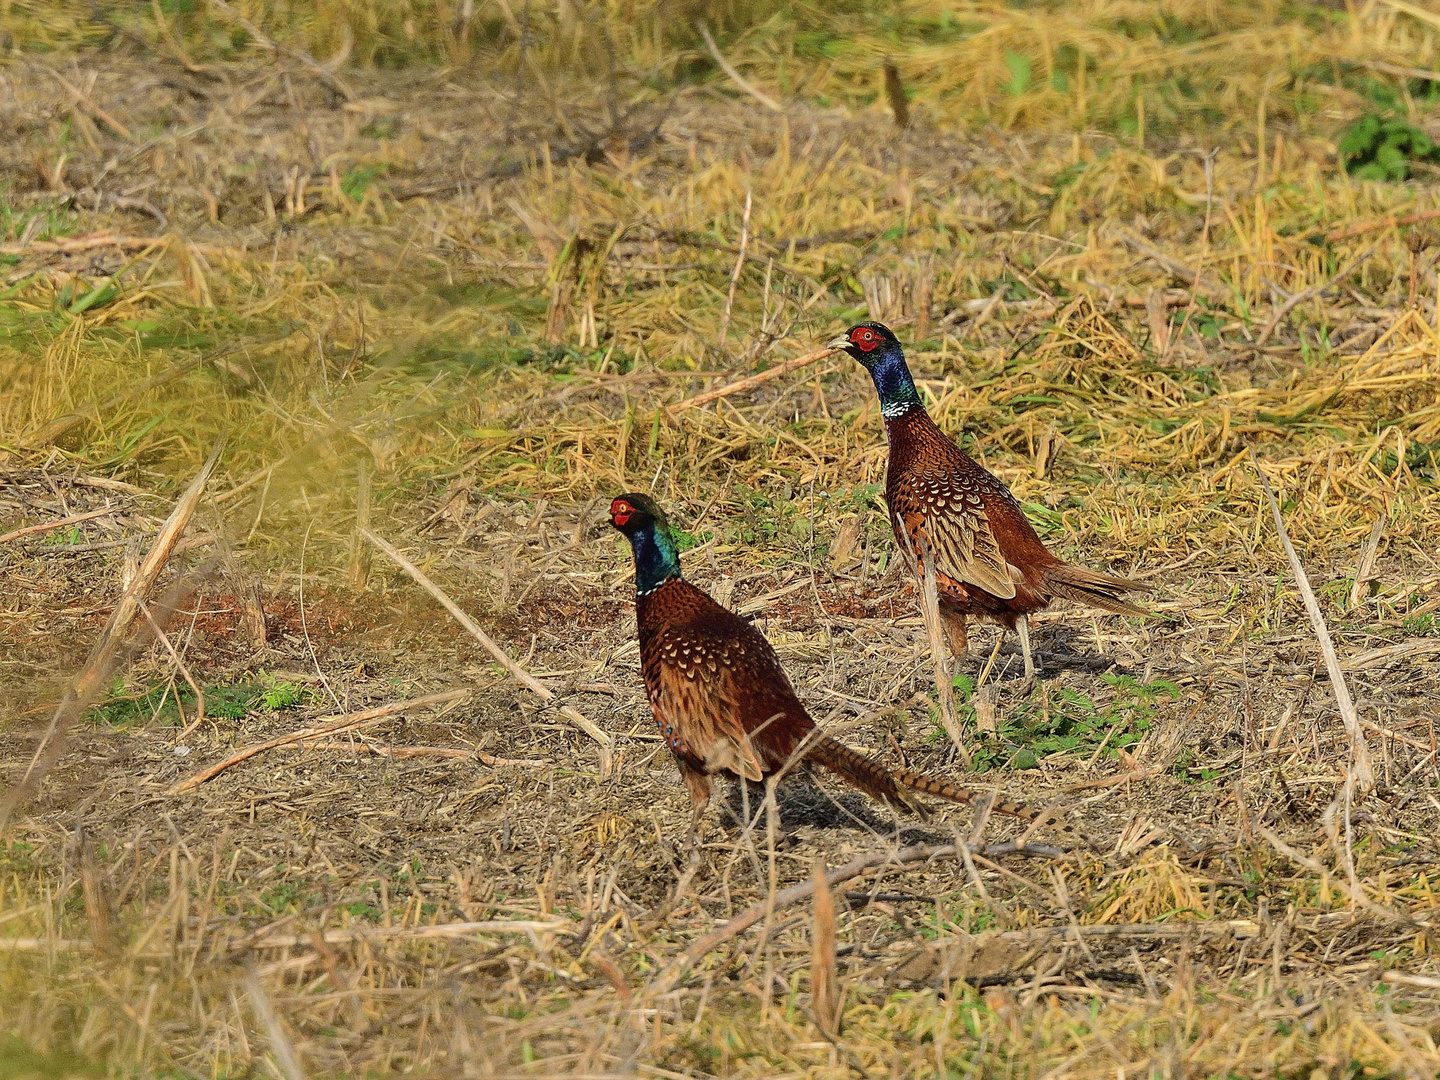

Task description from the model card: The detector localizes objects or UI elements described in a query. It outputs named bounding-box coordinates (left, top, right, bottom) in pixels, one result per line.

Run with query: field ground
left=3, top=2, right=1440, bottom=1076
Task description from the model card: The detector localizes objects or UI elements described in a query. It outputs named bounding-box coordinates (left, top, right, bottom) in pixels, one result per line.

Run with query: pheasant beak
left=825, top=334, right=853, bottom=352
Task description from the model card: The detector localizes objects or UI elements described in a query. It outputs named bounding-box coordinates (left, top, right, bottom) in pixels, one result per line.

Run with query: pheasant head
left=827, top=321, right=922, bottom=419
left=609, top=493, right=682, bottom=596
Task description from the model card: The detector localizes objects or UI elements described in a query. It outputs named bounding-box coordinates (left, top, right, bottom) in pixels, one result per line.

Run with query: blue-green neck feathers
left=868, top=346, right=924, bottom=419
left=628, top=520, right=682, bottom=596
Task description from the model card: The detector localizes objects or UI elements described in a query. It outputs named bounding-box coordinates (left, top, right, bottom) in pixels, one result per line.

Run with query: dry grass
left=3, top=1, right=1440, bottom=1077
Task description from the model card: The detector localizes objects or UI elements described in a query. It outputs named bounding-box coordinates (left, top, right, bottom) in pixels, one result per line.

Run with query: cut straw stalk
left=0, top=506, right=117, bottom=544
left=1249, top=451, right=1374, bottom=790
left=168, top=689, right=470, bottom=793
left=1254, top=241, right=1378, bottom=348
left=697, top=24, right=782, bottom=113
left=235, top=918, right=575, bottom=951
left=274, top=740, right=548, bottom=766
left=0, top=437, right=224, bottom=828
left=810, top=857, right=842, bottom=1037
left=668, top=347, right=837, bottom=415
left=360, top=528, right=614, bottom=776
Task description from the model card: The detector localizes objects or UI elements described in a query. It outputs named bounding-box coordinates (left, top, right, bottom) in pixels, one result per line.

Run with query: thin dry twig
left=44, top=68, right=134, bottom=140
left=1349, top=515, right=1386, bottom=610
left=1249, top=451, right=1374, bottom=790
left=243, top=961, right=308, bottom=1080
left=236, top=918, right=575, bottom=952
left=810, top=856, right=842, bottom=1037
left=167, top=689, right=470, bottom=793
left=668, top=347, right=837, bottom=414
left=717, top=188, right=752, bottom=353
left=697, top=24, right=782, bottom=113
left=138, top=600, right=205, bottom=739
left=275, top=740, right=548, bottom=767
left=360, top=528, right=615, bottom=775
left=1254, top=241, right=1378, bottom=347
left=0, top=506, right=117, bottom=544
left=0, top=437, right=224, bottom=828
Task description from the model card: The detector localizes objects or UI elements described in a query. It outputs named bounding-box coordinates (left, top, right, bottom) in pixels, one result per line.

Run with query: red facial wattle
left=611, top=499, right=633, bottom=527
left=851, top=328, right=881, bottom=352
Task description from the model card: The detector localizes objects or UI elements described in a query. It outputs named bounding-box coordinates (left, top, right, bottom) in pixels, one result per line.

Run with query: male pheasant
left=608, top=492, right=1081, bottom=843
left=827, top=322, right=1148, bottom=679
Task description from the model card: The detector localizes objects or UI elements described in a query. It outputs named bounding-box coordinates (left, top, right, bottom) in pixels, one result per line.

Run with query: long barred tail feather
left=1041, top=563, right=1150, bottom=618
left=806, top=734, right=1087, bottom=844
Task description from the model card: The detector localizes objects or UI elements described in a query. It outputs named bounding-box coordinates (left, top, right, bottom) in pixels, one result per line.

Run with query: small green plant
left=259, top=881, right=308, bottom=914
left=341, top=162, right=389, bottom=200
left=0, top=198, right=78, bottom=243
left=258, top=679, right=306, bottom=710
left=88, top=678, right=271, bottom=727
left=947, top=672, right=1180, bottom=771
left=1338, top=114, right=1440, bottom=181
left=1402, top=612, right=1437, bottom=637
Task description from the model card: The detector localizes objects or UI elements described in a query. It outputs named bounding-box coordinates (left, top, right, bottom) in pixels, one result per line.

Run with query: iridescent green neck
left=628, top=521, right=682, bottom=596
left=868, top=347, right=924, bottom=419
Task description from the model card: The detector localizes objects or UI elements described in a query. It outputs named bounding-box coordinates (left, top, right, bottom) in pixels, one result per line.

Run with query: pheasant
left=827, top=322, right=1148, bottom=679
left=608, top=492, right=1082, bottom=844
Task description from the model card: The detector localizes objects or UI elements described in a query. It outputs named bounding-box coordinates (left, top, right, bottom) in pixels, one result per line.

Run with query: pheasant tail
left=807, top=735, right=1085, bottom=841
left=1041, top=563, right=1150, bottom=618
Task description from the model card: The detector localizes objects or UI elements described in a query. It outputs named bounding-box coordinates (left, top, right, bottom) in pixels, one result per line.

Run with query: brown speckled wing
left=639, top=581, right=810, bottom=781
left=891, top=469, right=1017, bottom=600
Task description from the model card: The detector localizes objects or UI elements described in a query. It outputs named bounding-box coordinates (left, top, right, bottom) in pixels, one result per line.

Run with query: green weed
left=1338, top=115, right=1440, bottom=182
left=948, top=672, right=1180, bottom=771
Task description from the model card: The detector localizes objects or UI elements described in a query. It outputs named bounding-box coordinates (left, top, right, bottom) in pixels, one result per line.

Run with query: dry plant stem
left=0, top=437, right=224, bottom=829
left=1254, top=241, right=1377, bottom=347
left=668, top=347, right=838, bottom=413
left=137, top=600, right=205, bottom=740
left=648, top=837, right=1063, bottom=995
left=243, top=961, right=308, bottom=1080
left=1115, top=226, right=1222, bottom=294
left=717, top=189, right=752, bottom=353
left=1349, top=515, right=1386, bottom=610
left=1326, top=206, right=1440, bottom=242
left=809, top=856, right=842, bottom=1037
left=359, top=528, right=615, bottom=774
left=1249, top=451, right=1374, bottom=791
left=237, top=919, right=574, bottom=952
left=275, top=741, right=548, bottom=767
left=0, top=233, right=190, bottom=256
left=697, top=24, right=782, bottom=113
left=0, top=506, right=116, bottom=544
left=167, top=689, right=470, bottom=793
left=45, top=68, right=133, bottom=139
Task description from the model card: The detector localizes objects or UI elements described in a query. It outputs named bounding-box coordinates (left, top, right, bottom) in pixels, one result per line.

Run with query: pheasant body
left=609, top=493, right=1081, bottom=841
left=830, top=322, right=1148, bottom=670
